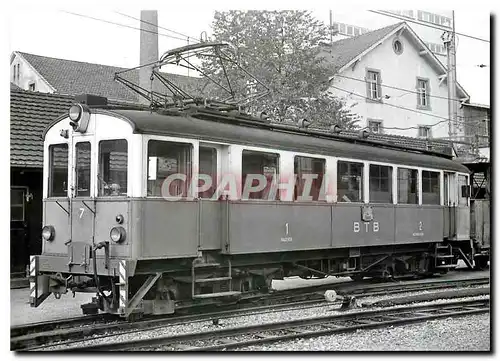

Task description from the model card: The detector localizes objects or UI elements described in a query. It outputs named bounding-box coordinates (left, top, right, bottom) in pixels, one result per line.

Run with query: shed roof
left=10, top=88, right=73, bottom=168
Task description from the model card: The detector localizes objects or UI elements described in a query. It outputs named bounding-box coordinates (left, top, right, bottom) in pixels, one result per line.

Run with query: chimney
left=139, top=10, right=159, bottom=104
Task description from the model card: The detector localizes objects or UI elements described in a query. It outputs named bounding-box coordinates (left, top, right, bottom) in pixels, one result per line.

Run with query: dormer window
left=29, top=82, right=36, bottom=91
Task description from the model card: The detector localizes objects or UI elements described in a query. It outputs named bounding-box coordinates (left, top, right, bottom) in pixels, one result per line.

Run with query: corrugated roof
left=10, top=89, right=73, bottom=168
left=319, top=23, right=403, bottom=72
left=16, top=52, right=205, bottom=103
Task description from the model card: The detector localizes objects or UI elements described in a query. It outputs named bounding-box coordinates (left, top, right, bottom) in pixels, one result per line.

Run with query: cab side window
left=147, top=140, right=192, bottom=198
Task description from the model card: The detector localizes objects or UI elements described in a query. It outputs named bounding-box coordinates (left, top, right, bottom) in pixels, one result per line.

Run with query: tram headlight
left=69, top=104, right=82, bottom=122
left=68, top=103, right=90, bottom=133
left=110, top=226, right=126, bottom=243
left=42, top=225, right=55, bottom=241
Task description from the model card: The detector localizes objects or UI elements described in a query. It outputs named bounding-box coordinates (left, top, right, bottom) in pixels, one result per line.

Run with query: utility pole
left=444, top=11, right=458, bottom=141
left=330, top=10, right=334, bottom=46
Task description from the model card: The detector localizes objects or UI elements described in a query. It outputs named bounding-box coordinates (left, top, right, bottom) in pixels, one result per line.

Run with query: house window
left=417, top=10, right=423, bottom=20
left=337, top=161, right=363, bottom=203
left=354, top=27, right=360, bottom=36
left=393, top=39, right=403, bottom=54
left=29, top=82, right=36, bottom=91
left=417, top=78, right=430, bottom=109
left=368, top=119, right=383, bottom=134
left=294, top=156, right=325, bottom=201
left=398, top=168, right=418, bottom=204
left=418, top=126, right=431, bottom=138
left=369, top=164, right=393, bottom=204
left=422, top=170, right=440, bottom=205
left=242, top=150, right=279, bottom=200
left=339, top=23, right=346, bottom=34
left=366, top=70, right=381, bottom=100
left=347, top=26, right=353, bottom=36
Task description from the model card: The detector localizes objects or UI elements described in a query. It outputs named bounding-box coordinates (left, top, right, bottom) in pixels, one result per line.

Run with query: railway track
left=64, top=298, right=491, bottom=351
left=12, top=276, right=489, bottom=351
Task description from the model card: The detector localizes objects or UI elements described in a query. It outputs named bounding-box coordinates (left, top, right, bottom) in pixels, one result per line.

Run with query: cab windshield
left=98, top=139, right=128, bottom=196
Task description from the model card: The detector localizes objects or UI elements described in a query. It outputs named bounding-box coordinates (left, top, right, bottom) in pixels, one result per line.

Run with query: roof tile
left=17, top=52, right=205, bottom=103
left=319, top=22, right=403, bottom=72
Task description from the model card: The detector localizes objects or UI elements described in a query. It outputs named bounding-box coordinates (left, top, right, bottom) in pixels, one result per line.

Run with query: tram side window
left=147, top=140, right=192, bottom=197
left=369, top=164, right=393, bottom=203
left=48, top=144, right=68, bottom=197
left=294, top=156, right=325, bottom=201
left=98, top=139, right=128, bottom=196
left=458, top=174, right=468, bottom=206
left=199, top=146, right=217, bottom=199
left=75, top=142, right=91, bottom=197
left=422, top=170, right=440, bottom=204
left=398, top=168, right=418, bottom=204
left=242, top=150, right=279, bottom=200
left=337, top=161, right=363, bottom=202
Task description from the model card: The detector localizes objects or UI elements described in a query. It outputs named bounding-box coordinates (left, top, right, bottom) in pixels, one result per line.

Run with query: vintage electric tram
left=29, top=43, right=486, bottom=319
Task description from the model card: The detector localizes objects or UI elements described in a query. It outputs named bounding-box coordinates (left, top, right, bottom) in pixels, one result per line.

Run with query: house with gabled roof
left=10, top=51, right=205, bottom=104
left=322, top=22, right=470, bottom=140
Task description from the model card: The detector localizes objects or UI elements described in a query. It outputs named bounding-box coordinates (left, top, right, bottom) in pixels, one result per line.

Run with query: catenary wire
left=61, top=11, right=190, bottom=42
left=114, top=11, right=200, bottom=43
left=368, top=10, right=490, bottom=43
left=331, top=73, right=464, bottom=103
left=330, top=84, right=487, bottom=129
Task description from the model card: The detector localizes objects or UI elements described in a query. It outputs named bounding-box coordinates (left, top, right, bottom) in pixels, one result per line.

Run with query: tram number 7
left=79, top=207, right=85, bottom=219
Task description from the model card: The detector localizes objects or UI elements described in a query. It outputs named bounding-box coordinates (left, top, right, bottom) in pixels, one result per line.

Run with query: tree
left=200, top=10, right=360, bottom=130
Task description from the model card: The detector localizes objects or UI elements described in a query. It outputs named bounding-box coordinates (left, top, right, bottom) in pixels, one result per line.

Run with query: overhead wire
left=61, top=10, right=190, bottom=42
left=62, top=9, right=489, bottom=131
left=367, top=10, right=490, bottom=43
left=331, top=73, right=464, bottom=103
left=330, top=84, right=487, bottom=130
left=114, top=11, right=200, bottom=43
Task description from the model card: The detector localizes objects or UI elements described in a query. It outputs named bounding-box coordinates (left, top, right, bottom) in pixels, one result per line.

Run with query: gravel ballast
left=40, top=294, right=489, bottom=351
left=236, top=313, right=491, bottom=351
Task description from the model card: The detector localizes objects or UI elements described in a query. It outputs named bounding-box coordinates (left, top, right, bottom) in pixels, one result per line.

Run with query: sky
left=3, top=2, right=493, bottom=107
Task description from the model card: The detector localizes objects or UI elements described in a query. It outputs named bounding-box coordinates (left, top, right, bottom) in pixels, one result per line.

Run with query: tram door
left=443, top=172, right=456, bottom=239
